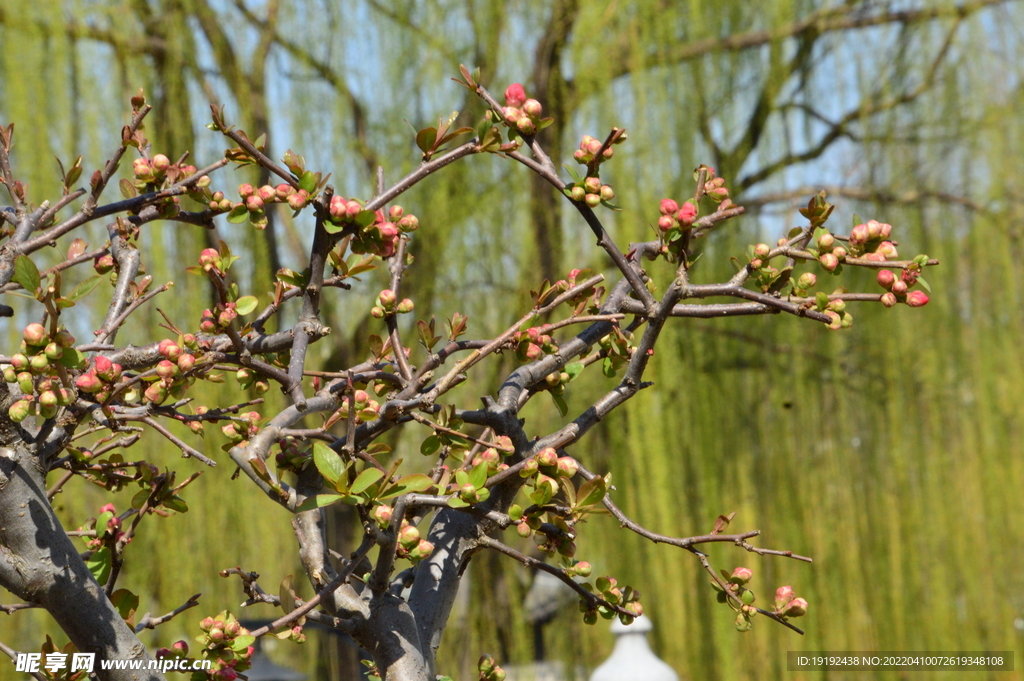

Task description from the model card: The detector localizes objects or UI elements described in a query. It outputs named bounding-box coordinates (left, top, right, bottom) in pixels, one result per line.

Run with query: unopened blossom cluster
left=5, top=323, right=82, bottom=422
left=716, top=567, right=808, bottom=632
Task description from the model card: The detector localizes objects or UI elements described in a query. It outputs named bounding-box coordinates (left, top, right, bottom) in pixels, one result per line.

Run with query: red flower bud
left=504, top=83, right=527, bottom=107
left=659, top=198, right=679, bottom=216
left=876, top=269, right=896, bottom=290
left=676, top=201, right=698, bottom=225
left=906, top=290, right=929, bottom=307
left=76, top=372, right=102, bottom=393
left=378, top=289, right=397, bottom=309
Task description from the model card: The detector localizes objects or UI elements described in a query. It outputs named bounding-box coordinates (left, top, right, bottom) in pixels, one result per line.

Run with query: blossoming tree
left=0, top=68, right=935, bottom=681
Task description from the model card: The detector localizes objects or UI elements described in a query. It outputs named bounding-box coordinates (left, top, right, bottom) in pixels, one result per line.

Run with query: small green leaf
left=564, top=165, right=582, bottom=184
left=227, top=204, right=249, bottom=224
left=12, top=255, right=40, bottom=294
left=313, top=442, right=347, bottom=487
left=68, top=275, right=103, bottom=302
left=379, top=473, right=435, bottom=500
left=57, top=347, right=87, bottom=369
left=916, top=276, right=931, bottom=293
left=446, top=496, right=470, bottom=508
left=299, top=170, right=318, bottom=193
left=86, top=547, right=112, bottom=585
left=551, top=393, right=568, bottom=417
left=231, top=635, right=255, bottom=653
left=235, top=295, right=259, bottom=316
left=295, top=493, right=344, bottom=513
left=420, top=435, right=441, bottom=456
left=468, top=461, right=488, bottom=489
left=350, top=467, right=385, bottom=495
left=416, top=127, right=438, bottom=154
left=119, top=178, right=137, bottom=199
left=163, top=495, right=188, bottom=513
left=564, top=362, right=584, bottom=381
left=110, top=589, right=139, bottom=626
left=575, top=476, right=607, bottom=508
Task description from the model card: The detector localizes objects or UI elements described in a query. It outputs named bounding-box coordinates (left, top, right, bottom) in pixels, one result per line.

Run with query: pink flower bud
left=876, top=241, right=898, bottom=259
left=44, top=342, right=63, bottom=360
left=397, top=298, right=414, bottom=314
left=177, top=354, right=195, bottom=372
left=94, top=254, right=115, bottom=274
left=372, top=504, right=393, bottom=526
left=516, top=117, right=536, bottom=135
left=8, top=399, right=32, bottom=422
left=516, top=521, right=531, bottom=538
left=275, top=184, right=294, bottom=199
left=132, top=158, right=152, bottom=179
left=783, top=597, right=808, bottom=617
left=520, top=458, right=539, bottom=478
left=753, top=243, right=770, bottom=259
left=600, top=185, right=615, bottom=201
left=535, top=447, right=558, bottom=467
left=151, top=154, right=170, bottom=172
left=24, top=323, right=49, bottom=346
left=571, top=186, right=587, bottom=202
left=797, top=272, right=817, bottom=289
left=817, top=232, right=834, bottom=250
left=774, top=585, right=796, bottom=609
left=522, top=99, right=543, bottom=118
left=906, top=290, right=929, bottom=307
left=245, top=195, right=264, bottom=212
left=676, top=201, right=698, bottom=225
left=556, top=456, right=578, bottom=478
left=238, top=184, right=254, bottom=198
left=819, top=252, right=839, bottom=272
left=378, top=289, right=397, bottom=309
left=584, top=193, right=601, bottom=207
left=258, top=185, right=277, bottom=201
left=502, top=107, right=520, bottom=125
left=659, top=198, right=679, bottom=216
left=199, top=248, right=220, bottom=271
left=891, top=280, right=908, bottom=295
left=287, top=191, right=308, bottom=210
left=76, top=372, right=102, bottom=393
left=504, top=83, right=527, bottom=107
left=729, top=567, right=753, bottom=585
left=657, top=215, right=676, bottom=232
left=876, top=269, right=896, bottom=290
left=398, top=524, right=421, bottom=549
left=832, top=246, right=847, bottom=260
left=144, top=381, right=168, bottom=405
left=849, top=223, right=870, bottom=246
left=880, top=292, right=897, bottom=308
left=398, top=214, right=419, bottom=232
left=156, top=360, right=178, bottom=379
left=524, top=343, right=542, bottom=361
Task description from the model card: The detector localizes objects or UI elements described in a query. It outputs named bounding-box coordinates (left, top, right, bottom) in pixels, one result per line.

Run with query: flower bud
left=876, top=241, right=898, bottom=259
left=556, top=456, right=578, bottom=478
left=753, top=243, right=770, bottom=259
left=729, top=567, right=753, bottom=585
left=378, top=289, right=397, bottom=310
left=199, top=248, right=220, bottom=272
left=876, top=269, right=896, bottom=289
left=574, top=561, right=592, bottom=577
left=30, top=354, right=50, bottom=373
left=516, top=117, right=535, bottom=135
left=676, top=201, right=698, bottom=225
left=849, top=223, right=870, bottom=245
left=600, top=185, right=615, bottom=201
left=797, top=272, right=817, bottom=289
left=571, top=186, right=586, bottom=202
left=156, top=359, right=179, bottom=379
left=76, top=372, right=102, bottom=393
left=44, top=342, right=63, bottom=360
left=584, top=193, right=601, bottom=207
left=906, top=290, right=929, bottom=307
left=817, top=232, right=834, bottom=250
left=245, top=195, right=264, bottom=212
left=520, top=458, right=539, bottom=477
left=659, top=198, right=679, bottom=216
left=832, top=246, right=847, bottom=260
left=522, top=99, right=543, bottom=118
left=891, top=280, right=908, bottom=295
left=258, top=185, right=277, bottom=201
left=398, top=214, right=419, bottom=232
left=504, top=83, right=527, bottom=107
left=410, top=539, right=434, bottom=560
left=782, top=597, right=808, bottom=617
left=657, top=215, right=676, bottom=232
left=583, top=177, right=601, bottom=194
left=24, top=323, right=49, bottom=346
left=145, top=381, right=168, bottom=405
left=132, top=158, right=153, bottom=179
left=880, top=292, right=897, bottom=308
left=819, top=252, right=839, bottom=272
left=372, top=504, right=393, bottom=527
left=535, top=447, right=558, bottom=467
left=287, top=191, right=308, bottom=210
left=774, top=585, right=795, bottom=609
left=397, top=298, right=414, bottom=314
left=8, top=399, right=32, bottom=422
left=54, top=329, right=76, bottom=348
left=398, top=525, right=421, bottom=549
left=516, top=521, right=531, bottom=538
left=10, top=354, right=29, bottom=372
left=238, top=184, right=254, bottom=198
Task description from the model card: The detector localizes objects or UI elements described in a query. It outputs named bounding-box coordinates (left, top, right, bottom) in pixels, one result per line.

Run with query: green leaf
left=299, top=170, right=318, bottom=193
left=420, top=435, right=441, bottom=456
left=529, top=485, right=553, bottom=506
left=12, top=255, right=40, bottom=294
left=119, top=178, right=137, bottom=199
left=295, top=493, right=344, bottom=513
left=916, top=276, right=931, bottom=293
left=468, top=461, right=488, bottom=489
left=57, top=347, right=87, bottom=369
left=231, top=635, right=255, bottom=653
left=446, top=496, right=470, bottom=508
left=313, top=442, right=347, bottom=487
left=564, top=362, right=584, bottom=381
left=163, top=495, right=188, bottom=513
left=379, top=473, right=436, bottom=500
left=575, top=476, right=607, bottom=508
left=68, top=275, right=103, bottom=302
left=110, top=589, right=139, bottom=626
left=235, top=295, right=259, bottom=316
left=86, top=547, right=112, bottom=585
left=551, top=393, right=568, bottom=418
left=416, top=127, right=438, bottom=154
left=350, top=467, right=385, bottom=495
left=227, top=204, right=249, bottom=223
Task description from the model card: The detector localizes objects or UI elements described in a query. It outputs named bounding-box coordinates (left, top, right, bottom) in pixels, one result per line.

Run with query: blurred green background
left=2, top=1, right=1024, bottom=679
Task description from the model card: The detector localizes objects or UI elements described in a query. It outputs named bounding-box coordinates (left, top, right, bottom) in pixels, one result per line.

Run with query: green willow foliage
left=2, top=1, right=1023, bottom=679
